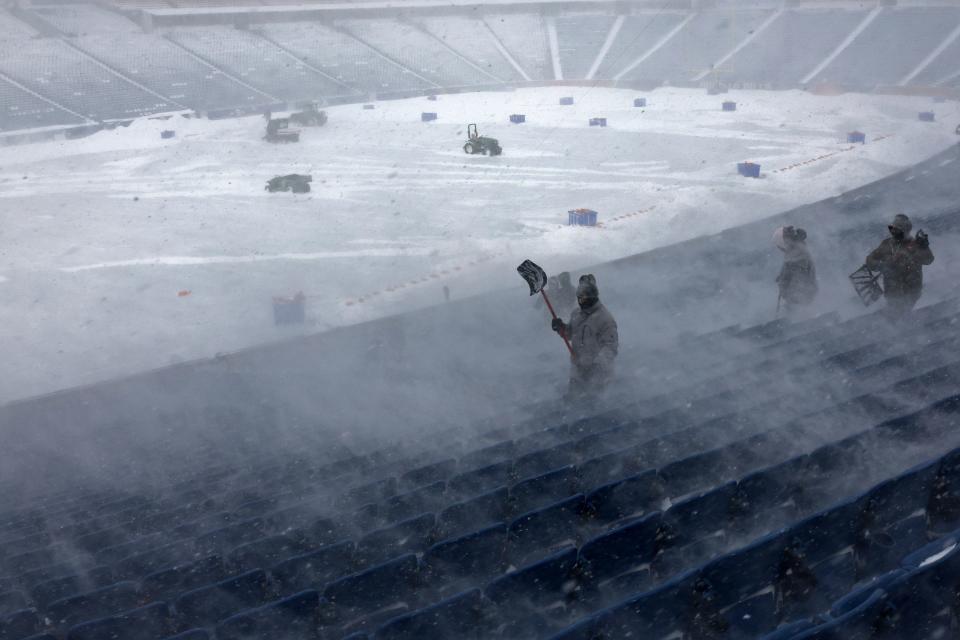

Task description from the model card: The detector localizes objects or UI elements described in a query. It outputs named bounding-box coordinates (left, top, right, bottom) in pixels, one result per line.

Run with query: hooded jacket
left=866, top=234, right=934, bottom=299
left=777, top=242, right=818, bottom=305
left=560, top=301, right=619, bottom=382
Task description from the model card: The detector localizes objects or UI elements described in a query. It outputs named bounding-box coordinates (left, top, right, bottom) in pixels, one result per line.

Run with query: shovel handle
left=542, top=290, right=574, bottom=356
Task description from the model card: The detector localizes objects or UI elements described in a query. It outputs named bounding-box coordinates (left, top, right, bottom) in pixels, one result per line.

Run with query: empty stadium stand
left=165, top=26, right=358, bottom=101
left=1, top=139, right=959, bottom=637
left=810, top=6, right=960, bottom=89
left=1, top=294, right=959, bottom=638
left=0, top=1, right=957, bottom=133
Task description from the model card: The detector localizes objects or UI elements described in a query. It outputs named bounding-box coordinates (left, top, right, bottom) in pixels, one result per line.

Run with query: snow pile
left=0, top=86, right=957, bottom=402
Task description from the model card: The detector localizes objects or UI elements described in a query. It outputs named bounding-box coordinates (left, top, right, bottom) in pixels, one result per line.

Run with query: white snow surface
left=1, top=86, right=958, bottom=403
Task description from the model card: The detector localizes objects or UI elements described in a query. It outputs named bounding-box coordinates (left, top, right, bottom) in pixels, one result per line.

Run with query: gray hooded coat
left=563, top=301, right=619, bottom=387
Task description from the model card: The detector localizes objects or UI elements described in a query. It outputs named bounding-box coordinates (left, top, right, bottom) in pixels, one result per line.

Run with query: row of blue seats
left=540, top=412, right=960, bottom=639
left=326, top=399, right=960, bottom=637
left=7, top=346, right=954, bottom=631
left=0, top=300, right=948, bottom=552
left=167, top=393, right=959, bottom=640
left=0, top=390, right=921, bottom=640
left=1, top=304, right=952, bottom=636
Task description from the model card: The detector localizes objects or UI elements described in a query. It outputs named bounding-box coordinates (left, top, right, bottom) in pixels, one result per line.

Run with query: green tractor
left=463, top=123, right=502, bottom=156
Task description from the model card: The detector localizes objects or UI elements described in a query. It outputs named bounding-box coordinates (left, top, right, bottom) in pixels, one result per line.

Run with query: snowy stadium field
left=1, top=86, right=957, bottom=403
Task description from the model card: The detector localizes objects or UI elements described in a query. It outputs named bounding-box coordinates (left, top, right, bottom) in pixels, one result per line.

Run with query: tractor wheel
left=463, top=142, right=475, bottom=154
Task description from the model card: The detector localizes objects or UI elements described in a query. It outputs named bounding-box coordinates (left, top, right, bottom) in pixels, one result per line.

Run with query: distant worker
left=865, top=214, right=934, bottom=316
left=536, top=271, right=576, bottom=318
left=551, top=274, right=619, bottom=404
left=774, top=225, right=817, bottom=312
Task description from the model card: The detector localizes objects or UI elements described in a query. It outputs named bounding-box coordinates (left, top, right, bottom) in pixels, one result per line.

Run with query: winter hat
left=889, top=214, right=912, bottom=234
left=773, top=226, right=807, bottom=250
left=577, top=274, right=599, bottom=298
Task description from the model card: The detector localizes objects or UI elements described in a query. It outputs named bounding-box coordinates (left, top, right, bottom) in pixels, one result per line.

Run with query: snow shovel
left=517, top=259, right=574, bottom=356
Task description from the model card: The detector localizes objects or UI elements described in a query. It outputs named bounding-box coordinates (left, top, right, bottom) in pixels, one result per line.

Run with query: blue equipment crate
left=589, top=118, right=607, bottom=127
left=509, top=114, right=526, bottom=124
left=421, top=112, right=438, bottom=122
left=559, top=97, right=574, bottom=105
left=363, top=104, right=375, bottom=110
left=568, top=209, right=598, bottom=226
left=160, top=130, right=175, bottom=139
left=273, top=293, right=305, bottom=325
left=919, top=111, right=935, bottom=122
left=722, top=101, right=737, bottom=112
left=847, top=131, right=866, bottom=144
left=633, top=98, right=646, bottom=107
left=737, top=162, right=760, bottom=178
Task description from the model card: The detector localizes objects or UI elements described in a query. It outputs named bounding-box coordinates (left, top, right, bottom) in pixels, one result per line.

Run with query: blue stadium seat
left=447, top=461, right=513, bottom=498
left=356, top=514, right=435, bottom=566
left=758, top=619, right=819, bottom=640
left=457, top=441, right=515, bottom=471
left=195, top=518, right=266, bottom=553
left=114, top=540, right=196, bottom=580
left=308, top=517, right=347, bottom=547
left=437, top=488, right=508, bottom=540
left=381, top=482, right=447, bottom=524
left=31, top=575, right=84, bottom=609
left=400, top=459, right=457, bottom=490
left=508, top=494, right=585, bottom=564
left=789, top=588, right=887, bottom=640
left=782, top=551, right=857, bottom=620
left=576, top=447, right=645, bottom=490
left=699, top=528, right=786, bottom=609
left=323, top=554, right=419, bottom=618
left=215, top=590, right=321, bottom=640
left=585, top=470, right=664, bottom=524
left=592, top=570, right=698, bottom=639
left=229, top=535, right=312, bottom=571
left=829, top=568, right=903, bottom=618
left=513, top=445, right=578, bottom=479
left=338, top=477, right=398, bottom=508
left=546, top=614, right=599, bottom=640
left=484, top=547, right=578, bottom=611
left=422, top=523, right=507, bottom=587
left=0, top=591, right=27, bottom=616
left=857, top=514, right=928, bottom=578
left=65, top=601, right=170, bottom=640
left=4, top=547, right=62, bottom=576
left=0, top=608, right=39, bottom=639
left=95, top=533, right=165, bottom=565
left=47, top=581, right=140, bottom=628
left=723, top=591, right=776, bottom=638
left=140, top=555, right=228, bottom=603
left=861, top=458, right=938, bottom=529
left=271, top=541, right=356, bottom=596
left=174, top=569, right=269, bottom=628
left=511, top=466, right=578, bottom=515
left=374, top=588, right=489, bottom=640
left=578, top=511, right=661, bottom=587
left=786, top=494, right=866, bottom=567
left=660, top=482, right=737, bottom=548
left=731, top=455, right=807, bottom=532
left=161, top=630, right=209, bottom=640
left=658, top=448, right=733, bottom=497
left=75, top=526, right=130, bottom=554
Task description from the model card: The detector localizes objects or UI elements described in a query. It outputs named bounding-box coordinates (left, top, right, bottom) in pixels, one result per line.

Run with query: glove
left=551, top=318, right=564, bottom=332
left=916, top=230, right=929, bottom=248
